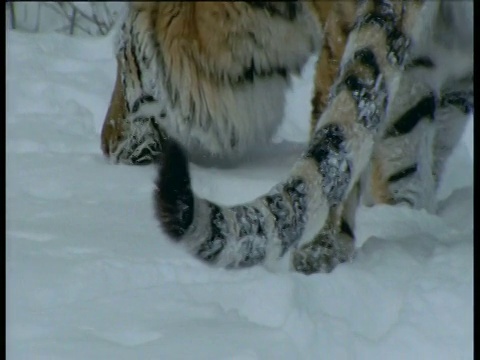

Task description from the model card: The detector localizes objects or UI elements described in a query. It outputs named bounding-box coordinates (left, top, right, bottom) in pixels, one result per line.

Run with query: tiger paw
left=291, top=232, right=355, bottom=275
left=111, top=117, right=167, bottom=165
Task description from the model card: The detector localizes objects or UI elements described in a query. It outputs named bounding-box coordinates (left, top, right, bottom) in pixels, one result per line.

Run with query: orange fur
left=309, top=1, right=356, bottom=135
left=100, top=55, right=127, bottom=156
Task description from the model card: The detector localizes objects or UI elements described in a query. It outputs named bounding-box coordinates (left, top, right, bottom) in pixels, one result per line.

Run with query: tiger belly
left=161, top=75, right=290, bottom=165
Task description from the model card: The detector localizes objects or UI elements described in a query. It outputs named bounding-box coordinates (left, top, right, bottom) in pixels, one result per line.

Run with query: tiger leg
left=294, top=85, right=438, bottom=274
left=294, top=1, right=359, bottom=274
left=109, top=11, right=168, bottom=165
left=366, top=76, right=473, bottom=211
left=292, top=0, right=471, bottom=274
left=99, top=55, right=167, bottom=165
left=292, top=1, right=359, bottom=274
left=295, top=79, right=473, bottom=275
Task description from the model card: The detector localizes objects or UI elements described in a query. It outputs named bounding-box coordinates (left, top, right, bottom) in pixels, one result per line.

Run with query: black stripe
left=233, top=206, right=266, bottom=238
left=165, top=8, right=180, bottom=29
left=129, top=37, right=143, bottom=94
left=388, top=164, right=417, bottom=182
left=151, top=117, right=167, bottom=140
left=264, top=193, right=289, bottom=255
left=306, top=124, right=345, bottom=165
left=264, top=194, right=281, bottom=223
left=155, top=141, right=194, bottom=239
left=306, top=124, right=351, bottom=206
left=263, top=178, right=307, bottom=257
left=405, top=57, right=435, bottom=69
left=237, top=60, right=288, bottom=84
left=131, top=94, right=155, bottom=113
left=245, top=2, right=299, bottom=21
left=231, top=205, right=267, bottom=267
left=384, top=95, right=436, bottom=137
left=121, top=49, right=130, bottom=113
left=282, top=178, right=307, bottom=253
left=385, top=27, right=410, bottom=66
left=147, top=27, right=179, bottom=109
left=150, top=118, right=168, bottom=157
left=440, top=90, right=473, bottom=115
left=344, top=74, right=364, bottom=93
left=354, top=48, right=380, bottom=78
left=356, top=6, right=410, bottom=67
left=340, top=69, right=385, bottom=130
left=197, top=204, right=227, bottom=263
left=340, top=218, right=354, bottom=239
left=242, top=60, right=256, bottom=82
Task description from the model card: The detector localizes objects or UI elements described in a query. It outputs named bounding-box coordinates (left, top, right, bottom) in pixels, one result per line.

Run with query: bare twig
left=90, top=7, right=107, bottom=35
left=10, top=2, right=122, bottom=36
left=69, top=7, right=76, bottom=35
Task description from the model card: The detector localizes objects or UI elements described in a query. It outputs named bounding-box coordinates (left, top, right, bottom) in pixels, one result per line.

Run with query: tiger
left=101, top=1, right=473, bottom=274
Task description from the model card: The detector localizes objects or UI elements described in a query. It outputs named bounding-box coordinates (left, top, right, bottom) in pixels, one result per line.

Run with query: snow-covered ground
left=6, top=29, right=473, bottom=360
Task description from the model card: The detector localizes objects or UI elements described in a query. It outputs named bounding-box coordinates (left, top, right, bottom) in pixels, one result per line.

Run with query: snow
left=6, top=29, right=473, bottom=360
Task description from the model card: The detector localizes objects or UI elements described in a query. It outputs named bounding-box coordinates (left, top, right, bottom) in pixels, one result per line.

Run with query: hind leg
left=293, top=74, right=472, bottom=275
left=291, top=93, right=435, bottom=275
left=365, top=75, right=473, bottom=212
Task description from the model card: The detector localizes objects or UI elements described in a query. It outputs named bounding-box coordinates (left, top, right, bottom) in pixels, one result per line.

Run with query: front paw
left=111, top=117, right=167, bottom=165
left=292, top=232, right=355, bottom=275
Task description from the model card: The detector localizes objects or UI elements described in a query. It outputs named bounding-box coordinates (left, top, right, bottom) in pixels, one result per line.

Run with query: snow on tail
left=153, top=139, right=336, bottom=269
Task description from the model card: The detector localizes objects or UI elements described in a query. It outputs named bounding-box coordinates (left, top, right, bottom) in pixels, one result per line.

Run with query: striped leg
left=366, top=81, right=438, bottom=211
left=292, top=1, right=432, bottom=273
left=365, top=77, right=473, bottom=211
left=110, top=11, right=167, bottom=165
left=292, top=85, right=463, bottom=272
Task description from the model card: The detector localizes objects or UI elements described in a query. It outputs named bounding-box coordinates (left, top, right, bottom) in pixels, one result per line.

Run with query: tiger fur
left=101, top=2, right=321, bottom=165
left=102, top=1, right=473, bottom=274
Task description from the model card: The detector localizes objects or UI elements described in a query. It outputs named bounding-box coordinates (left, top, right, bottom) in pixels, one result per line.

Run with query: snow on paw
left=291, top=232, right=355, bottom=275
left=110, top=117, right=167, bottom=165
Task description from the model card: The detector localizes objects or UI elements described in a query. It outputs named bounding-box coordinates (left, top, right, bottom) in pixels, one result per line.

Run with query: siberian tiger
left=101, top=1, right=473, bottom=274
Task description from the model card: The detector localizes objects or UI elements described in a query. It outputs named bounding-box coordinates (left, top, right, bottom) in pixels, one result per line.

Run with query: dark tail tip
left=154, top=140, right=194, bottom=240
